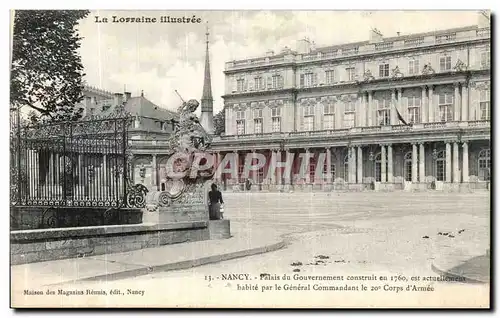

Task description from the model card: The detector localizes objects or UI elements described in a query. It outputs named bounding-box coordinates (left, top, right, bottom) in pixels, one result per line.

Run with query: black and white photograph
left=9, top=9, right=491, bottom=308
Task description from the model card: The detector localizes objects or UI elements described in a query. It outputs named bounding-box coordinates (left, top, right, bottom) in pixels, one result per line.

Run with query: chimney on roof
left=124, top=92, right=131, bottom=102
left=478, top=10, right=490, bottom=28
left=296, top=37, right=312, bottom=54
left=141, top=90, right=144, bottom=97
left=397, top=32, right=401, bottom=36
left=369, top=28, right=383, bottom=43
left=114, top=93, right=123, bottom=106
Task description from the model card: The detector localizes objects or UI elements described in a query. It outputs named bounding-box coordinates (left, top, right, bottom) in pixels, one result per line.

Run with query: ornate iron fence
left=10, top=106, right=147, bottom=209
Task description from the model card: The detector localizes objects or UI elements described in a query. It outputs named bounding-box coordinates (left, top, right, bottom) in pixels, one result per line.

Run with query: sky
left=77, top=10, right=481, bottom=115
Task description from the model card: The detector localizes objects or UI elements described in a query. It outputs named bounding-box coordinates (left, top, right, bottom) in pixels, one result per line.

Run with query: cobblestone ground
left=58, top=191, right=491, bottom=308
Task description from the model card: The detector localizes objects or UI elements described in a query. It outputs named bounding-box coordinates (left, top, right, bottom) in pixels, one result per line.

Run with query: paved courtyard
left=44, top=191, right=490, bottom=308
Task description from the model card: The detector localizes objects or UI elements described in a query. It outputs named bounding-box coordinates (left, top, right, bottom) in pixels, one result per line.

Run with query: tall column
left=233, top=150, right=239, bottom=184
left=462, top=142, right=469, bottom=182
left=326, top=147, right=332, bottom=184
left=381, top=145, right=387, bottom=183
left=445, top=142, right=452, bottom=183
left=421, top=86, right=427, bottom=123
left=357, top=146, right=363, bottom=184
left=304, top=148, right=311, bottom=184
left=419, top=143, right=425, bottom=182
left=350, top=147, right=357, bottom=183
left=387, top=144, right=393, bottom=183
left=412, top=143, right=418, bottom=183
left=454, top=83, right=461, bottom=121
left=391, top=89, right=397, bottom=125
left=453, top=142, right=459, bottom=183
left=461, top=83, right=469, bottom=121
left=428, top=86, right=434, bottom=122
left=367, top=91, right=373, bottom=126
left=151, top=154, right=157, bottom=190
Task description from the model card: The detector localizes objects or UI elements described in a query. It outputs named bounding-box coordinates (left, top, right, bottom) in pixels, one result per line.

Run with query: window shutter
left=300, top=74, right=305, bottom=87
left=312, top=73, right=318, bottom=86
left=267, top=76, right=272, bottom=89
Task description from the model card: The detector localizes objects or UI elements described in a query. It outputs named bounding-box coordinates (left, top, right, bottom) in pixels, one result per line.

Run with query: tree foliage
left=213, top=108, right=225, bottom=136
left=10, top=10, right=90, bottom=123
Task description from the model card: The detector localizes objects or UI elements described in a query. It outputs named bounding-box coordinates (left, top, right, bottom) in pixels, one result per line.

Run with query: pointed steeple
left=200, top=22, right=214, bottom=134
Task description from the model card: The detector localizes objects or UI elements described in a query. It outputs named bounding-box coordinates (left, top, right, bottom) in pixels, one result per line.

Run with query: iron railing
left=10, top=106, right=147, bottom=209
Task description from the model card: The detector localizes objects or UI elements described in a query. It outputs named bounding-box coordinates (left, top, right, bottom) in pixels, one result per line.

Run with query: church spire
left=200, top=22, right=214, bottom=134
left=201, top=23, right=213, bottom=102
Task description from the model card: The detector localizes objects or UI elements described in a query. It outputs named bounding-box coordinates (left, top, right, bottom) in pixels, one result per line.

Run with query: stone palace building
left=210, top=12, right=491, bottom=191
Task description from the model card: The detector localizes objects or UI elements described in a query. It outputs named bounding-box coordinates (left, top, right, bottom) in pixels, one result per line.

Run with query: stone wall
left=10, top=207, right=142, bottom=231
left=11, top=221, right=209, bottom=265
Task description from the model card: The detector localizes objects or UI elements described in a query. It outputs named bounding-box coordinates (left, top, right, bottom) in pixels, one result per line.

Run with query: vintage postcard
left=10, top=9, right=491, bottom=308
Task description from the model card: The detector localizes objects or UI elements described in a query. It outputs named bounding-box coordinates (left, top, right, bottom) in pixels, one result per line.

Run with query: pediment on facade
left=453, top=59, right=468, bottom=72
left=363, top=69, right=375, bottom=81
left=422, top=63, right=435, bottom=75
left=391, top=66, right=404, bottom=78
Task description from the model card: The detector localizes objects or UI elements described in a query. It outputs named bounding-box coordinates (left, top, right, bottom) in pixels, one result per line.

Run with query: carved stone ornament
left=320, top=95, right=336, bottom=103
left=391, top=66, right=404, bottom=78
left=422, top=63, right=435, bottom=75
left=453, top=59, right=468, bottom=72
left=363, top=70, right=375, bottom=81
left=475, top=81, right=490, bottom=90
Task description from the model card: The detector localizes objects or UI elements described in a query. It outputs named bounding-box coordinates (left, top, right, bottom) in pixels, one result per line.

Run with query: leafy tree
left=10, top=10, right=90, bottom=123
left=213, top=108, right=225, bottom=136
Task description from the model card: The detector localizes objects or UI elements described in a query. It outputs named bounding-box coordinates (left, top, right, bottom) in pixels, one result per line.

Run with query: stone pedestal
left=208, top=219, right=231, bottom=240
left=142, top=181, right=211, bottom=225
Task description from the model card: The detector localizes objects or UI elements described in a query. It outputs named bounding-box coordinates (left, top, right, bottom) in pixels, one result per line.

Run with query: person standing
left=208, top=183, right=224, bottom=220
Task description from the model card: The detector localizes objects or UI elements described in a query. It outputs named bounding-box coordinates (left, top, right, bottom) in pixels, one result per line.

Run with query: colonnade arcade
left=210, top=140, right=490, bottom=188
